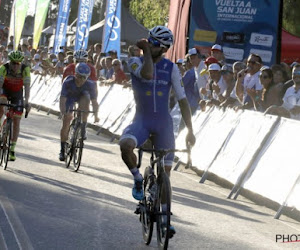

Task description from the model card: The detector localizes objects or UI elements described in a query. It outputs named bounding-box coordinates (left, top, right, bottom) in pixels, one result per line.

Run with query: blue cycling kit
left=120, top=56, right=186, bottom=166
left=61, top=75, right=97, bottom=111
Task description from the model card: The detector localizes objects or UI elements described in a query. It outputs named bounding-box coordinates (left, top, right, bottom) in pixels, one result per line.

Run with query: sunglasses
left=259, top=74, right=269, bottom=79
left=112, top=63, right=119, bottom=66
left=148, top=37, right=166, bottom=48
left=247, top=60, right=259, bottom=65
left=75, top=74, right=87, bottom=80
left=11, top=62, right=21, bottom=65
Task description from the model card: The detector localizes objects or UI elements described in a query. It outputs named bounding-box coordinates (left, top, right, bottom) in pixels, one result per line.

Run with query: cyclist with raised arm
left=119, top=26, right=196, bottom=236
left=59, top=63, right=99, bottom=161
left=0, top=51, right=31, bottom=161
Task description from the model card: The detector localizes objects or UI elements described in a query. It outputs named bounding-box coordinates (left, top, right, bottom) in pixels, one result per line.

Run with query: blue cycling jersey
left=128, top=56, right=186, bottom=116
left=61, top=75, right=97, bottom=100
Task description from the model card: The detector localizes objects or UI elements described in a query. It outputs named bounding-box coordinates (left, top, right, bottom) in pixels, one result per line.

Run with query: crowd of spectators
left=1, top=36, right=300, bottom=121
left=176, top=44, right=300, bottom=121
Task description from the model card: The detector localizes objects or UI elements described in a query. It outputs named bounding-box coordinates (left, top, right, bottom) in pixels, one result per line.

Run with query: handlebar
left=0, top=103, right=30, bottom=118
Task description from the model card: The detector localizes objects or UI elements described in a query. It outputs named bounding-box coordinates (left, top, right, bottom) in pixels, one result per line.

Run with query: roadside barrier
left=29, top=74, right=300, bottom=219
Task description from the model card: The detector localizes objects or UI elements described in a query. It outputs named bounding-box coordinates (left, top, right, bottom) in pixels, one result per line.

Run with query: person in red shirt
left=102, top=59, right=129, bottom=86
left=62, top=50, right=97, bottom=82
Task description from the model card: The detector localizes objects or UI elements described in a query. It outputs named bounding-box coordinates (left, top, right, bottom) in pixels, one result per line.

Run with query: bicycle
left=65, top=108, right=93, bottom=172
left=135, top=141, right=192, bottom=250
left=0, top=102, right=29, bottom=170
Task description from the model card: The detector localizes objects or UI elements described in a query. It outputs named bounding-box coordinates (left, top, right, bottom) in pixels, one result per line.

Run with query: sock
left=61, top=142, right=66, bottom=152
left=10, top=141, right=16, bottom=152
left=130, top=167, right=143, bottom=181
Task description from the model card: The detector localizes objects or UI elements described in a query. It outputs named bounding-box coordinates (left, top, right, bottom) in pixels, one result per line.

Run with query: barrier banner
left=189, top=0, right=281, bottom=65
left=74, top=0, right=95, bottom=50
left=243, top=118, right=300, bottom=209
left=53, top=0, right=72, bottom=54
left=14, top=0, right=29, bottom=49
left=33, top=0, right=51, bottom=49
left=102, top=0, right=121, bottom=57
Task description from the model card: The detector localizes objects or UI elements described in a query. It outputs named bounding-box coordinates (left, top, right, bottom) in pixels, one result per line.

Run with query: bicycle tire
left=156, top=172, right=171, bottom=250
left=73, top=126, right=83, bottom=172
left=2, top=119, right=11, bottom=170
left=65, top=123, right=76, bottom=168
left=141, top=166, right=154, bottom=245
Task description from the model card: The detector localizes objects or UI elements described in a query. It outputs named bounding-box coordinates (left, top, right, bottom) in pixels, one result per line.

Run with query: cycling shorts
left=0, top=89, right=24, bottom=115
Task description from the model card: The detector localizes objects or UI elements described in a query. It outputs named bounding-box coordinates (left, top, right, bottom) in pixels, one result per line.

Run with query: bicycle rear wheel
left=141, top=166, right=154, bottom=245
left=1, top=119, right=11, bottom=170
left=156, top=172, right=171, bottom=250
left=65, top=123, right=76, bottom=168
left=72, top=126, right=83, bottom=172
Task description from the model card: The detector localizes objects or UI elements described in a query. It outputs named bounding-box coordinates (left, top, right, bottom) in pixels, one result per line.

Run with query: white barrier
left=29, top=74, right=300, bottom=219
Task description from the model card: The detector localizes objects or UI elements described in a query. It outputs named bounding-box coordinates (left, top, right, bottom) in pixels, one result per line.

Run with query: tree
left=129, top=0, right=169, bottom=29
left=282, top=0, right=300, bottom=36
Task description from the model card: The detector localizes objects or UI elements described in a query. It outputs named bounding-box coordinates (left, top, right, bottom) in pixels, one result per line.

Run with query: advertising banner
left=14, top=0, right=29, bottom=50
left=74, top=0, right=95, bottom=51
left=53, top=0, right=72, bottom=54
left=102, top=0, right=121, bottom=57
left=189, top=0, right=281, bottom=65
left=33, top=0, right=51, bottom=49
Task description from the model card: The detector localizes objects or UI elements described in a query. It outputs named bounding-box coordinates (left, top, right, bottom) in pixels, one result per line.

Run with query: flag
left=8, top=0, right=16, bottom=47
left=33, top=0, right=51, bottom=49
left=14, top=0, right=29, bottom=50
left=74, top=0, right=95, bottom=51
left=53, top=0, right=72, bottom=54
left=102, top=0, right=121, bottom=57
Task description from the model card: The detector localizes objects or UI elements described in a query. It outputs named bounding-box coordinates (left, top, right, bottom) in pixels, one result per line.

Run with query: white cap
left=208, top=63, right=221, bottom=71
left=221, top=64, right=233, bottom=73
left=176, top=59, right=184, bottom=64
left=211, top=44, right=222, bottom=52
left=34, top=54, right=40, bottom=60
left=188, top=48, right=198, bottom=55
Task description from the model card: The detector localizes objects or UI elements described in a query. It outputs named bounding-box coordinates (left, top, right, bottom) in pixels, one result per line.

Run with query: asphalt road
left=0, top=109, right=299, bottom=250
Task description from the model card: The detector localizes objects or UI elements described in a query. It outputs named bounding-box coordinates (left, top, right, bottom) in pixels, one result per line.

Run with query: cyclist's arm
left=137, top=39, right=153, bottom=80
left=171, top=64, right=194, bottom=133
left=59, top=96, right=67, bottom=115
left=91, top=99, right=99, bottom=120
left=23, top=66, right=31, bottom=105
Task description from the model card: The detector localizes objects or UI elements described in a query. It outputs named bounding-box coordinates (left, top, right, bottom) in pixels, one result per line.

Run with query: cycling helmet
left=75, top=62, right=91, bottom=78
left=148, top=26, right=173, bottom=48
left=73, top=49, right=88, bottom=61
left=8, top=51, right=24, bottom=63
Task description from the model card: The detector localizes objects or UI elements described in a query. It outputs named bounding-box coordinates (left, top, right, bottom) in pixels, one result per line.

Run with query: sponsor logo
left=222, top=32, right=244, bottom=44
left=131, top=63, right=138, bottom=71
left=250, top=33, right=273, bottom=47
left=223, top=47, right=244, bottom=61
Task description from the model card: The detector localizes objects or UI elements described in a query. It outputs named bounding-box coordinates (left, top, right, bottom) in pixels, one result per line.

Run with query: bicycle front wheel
left=141, top=166, right=154, bottom=245
left=156, top=172, right=172, bottom=250
left=72, top=126, right=83, bottom=172
left=1, top=119, right=12, bottom=170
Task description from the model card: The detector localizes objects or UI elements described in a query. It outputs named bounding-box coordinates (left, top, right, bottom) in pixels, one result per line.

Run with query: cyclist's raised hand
left=94, top=116, right=100, bottom=123
left=185, top=130, right=196, bottom=147
left=136, top=39, right=150, bottom=51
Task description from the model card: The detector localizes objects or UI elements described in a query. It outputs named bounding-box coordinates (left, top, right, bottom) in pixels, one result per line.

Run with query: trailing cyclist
left=0, top=51, right=31, bottom=161
left=59, top=62, right=99, bottom=161
left=119, top=26, right=196, bottom=236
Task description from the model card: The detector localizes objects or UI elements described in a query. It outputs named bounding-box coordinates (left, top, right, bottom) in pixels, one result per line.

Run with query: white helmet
left=148, top=26, right=173, bottom=48
left=73, top=50, right=88, bottom=61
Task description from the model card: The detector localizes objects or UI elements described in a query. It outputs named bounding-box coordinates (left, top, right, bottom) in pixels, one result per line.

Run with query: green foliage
left=129, top=0, right=169, bottom=29
left=282, top=0, right=300, bottom=36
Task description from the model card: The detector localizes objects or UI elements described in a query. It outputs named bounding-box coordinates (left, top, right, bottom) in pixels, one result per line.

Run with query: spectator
left=102, top=59, right=129, bottom=86
left=7, top=42, right=13, bottom=52
left=235, top=53, right=263, bottom=109
left=105, top=56, right=114, bottom=79
left=128, top=45, right=141, bottom=57
left=108, top=50, right=118, bottom=60
left=176, top=59, right=185, bottom=76
left=211, top=44, right=225, bottom=65
left=247, top=68, right=282, bottom=112
left=1, top=50, right=9, bottom=64
left=219, top=65, right=235, bottom=104
left=188, top=47, right=208, bottom=95
left=265, top=66, right=300, bottom=119
left=55, top=51, right=65, bottom=75
left=271, top=64, right=288, bottom=86
left=31, top=54, right=43, bottom=74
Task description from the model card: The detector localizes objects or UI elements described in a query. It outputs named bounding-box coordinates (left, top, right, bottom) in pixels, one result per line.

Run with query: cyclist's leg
left=78, top=92, right=90, bottom=139
left=8, top=90, right=23, bottom=160
left=0, top=95, right=7, bottom=119
left=119, top=118, right=149, bottom=200
left=60, top=99, right=73, bottom=160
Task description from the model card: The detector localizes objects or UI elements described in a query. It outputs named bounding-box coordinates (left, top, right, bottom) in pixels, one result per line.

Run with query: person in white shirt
left=188, top=48, right=208, bottom=93
left=31, top=54, right=43, bottom=74
left=235, top=53, right=263, bottom=109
